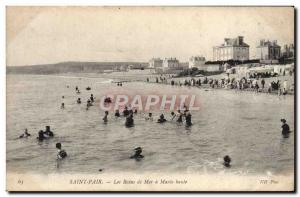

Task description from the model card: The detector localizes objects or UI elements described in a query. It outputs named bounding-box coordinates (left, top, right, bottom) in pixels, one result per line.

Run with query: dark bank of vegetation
left=176, top=67, right=223, bottom=77
left=205, top=59, right=260, bottom=65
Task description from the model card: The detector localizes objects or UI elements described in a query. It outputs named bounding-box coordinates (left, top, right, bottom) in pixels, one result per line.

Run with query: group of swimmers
left=19, top=82, right=293, bottom=168
left=155, top=109, right=192, bottom=126
left=37, top=126, right=54, bottom=141
left=61, top=86, right=96, bottom=110
left=102, top=106, right=136, bottom=127
left=85, top=94, right=95, bottom=110
left=18, top=126, right=67, bottom=160
left=103, top=105, right=193, bottom=128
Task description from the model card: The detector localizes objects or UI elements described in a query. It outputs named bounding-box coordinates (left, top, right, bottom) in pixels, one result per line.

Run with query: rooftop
left=216, top=36, right=249, bottom=48
left=150, top=58, right=163, bottom=61
left=164, top=57, right=179, bottom=61
left=190, top=56, right=206, bottom=61
left=257, top=39, right=280, bottom=48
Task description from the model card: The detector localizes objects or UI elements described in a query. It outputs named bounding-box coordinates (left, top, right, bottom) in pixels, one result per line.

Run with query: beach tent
left=247, top=67, right=274, bottom=74
left=274, top=64, right=292, bottom=74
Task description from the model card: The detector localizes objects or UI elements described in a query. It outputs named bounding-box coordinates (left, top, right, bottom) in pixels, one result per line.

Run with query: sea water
left=6, top=74, right=294, bottom=175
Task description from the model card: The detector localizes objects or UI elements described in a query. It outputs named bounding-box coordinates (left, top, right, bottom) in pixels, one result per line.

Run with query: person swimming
left=223, top=155, right=231, bottom=167
left=103, top=111, right=109, bottom=123
left=61, top=103, right=65, bottom=109
left=44, top=126, right=54, bottom=137
left=125, top=114, right=134, bottom=127
left=130, top=147, right=144, bottom=160
left=37, top=130, right=45, bottom=141
left=87, top=100, right=93, bottom=107
left=281, top=119, right=291, bottom=138
left=19, top=128, right=31, bottom=138
left=77, top=98, right=81, bottom=104
left=157, top=114, right=167, bottom=123
left=129, top=109, right=133, bottom=115
left=104, top=97, right=112, bottom=103
left=123, top=106, right=130, bottom=117
left=185, top=112, right=192, bottom=127
left=90, top=94, right=94, bottom=102
left=145, top=112, right=153, bottom=121
left=56, top=143, right=67, bottom=160
left=170, top=111, right=176, bottom=121
left=176, top=110, right=183, bottom=123
left=37, top=129, right=52, bottom=141
left=183, top=104, right=188, bottom=112
left=115, top=109, right=120, bottom=117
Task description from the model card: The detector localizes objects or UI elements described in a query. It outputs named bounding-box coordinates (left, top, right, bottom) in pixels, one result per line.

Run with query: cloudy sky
left=7, top=6, right=294, bottom=66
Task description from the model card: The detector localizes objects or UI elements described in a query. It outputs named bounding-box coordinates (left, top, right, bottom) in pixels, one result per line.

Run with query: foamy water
left=6, top=74, right=294, bottom=175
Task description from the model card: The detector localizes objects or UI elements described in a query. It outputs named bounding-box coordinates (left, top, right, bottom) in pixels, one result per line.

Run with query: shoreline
left=143, top=80, right=295, bottom=96
left=7, top=72, right=294, bottom=96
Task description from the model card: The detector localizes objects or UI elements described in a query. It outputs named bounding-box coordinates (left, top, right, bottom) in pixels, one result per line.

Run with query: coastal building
left=153, top=57, right=183, bottom=74
left=213, top=36, right=250, bottom=61
left=163, top=58, right=180, bottom=68
left=188, top=56, right=206, bottom=69
left=281, top=44, right=294, bottom=58
left=149, top=58, right=163, bottom=68
left=205, top=64, right=221, bottom=72
left=256, top=40, right=281, bottom=60
left=180, top=62, right=189, bottom=69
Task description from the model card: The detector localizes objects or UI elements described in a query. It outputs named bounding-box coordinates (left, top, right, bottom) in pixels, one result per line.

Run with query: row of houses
left=149, top=56, right=221, bottom=73
left=148, top=58, right=185, bottom=74
left=149, top=58, right=179, bottom=68
left=149, top=56, right=213, bottom=69
left=147, top=36, right=294, bottom=74
left=213, top=36, right=294, bottom=63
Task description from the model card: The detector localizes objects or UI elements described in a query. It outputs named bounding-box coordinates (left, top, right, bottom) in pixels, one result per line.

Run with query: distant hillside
left=7, top=61, right=149, bottom=74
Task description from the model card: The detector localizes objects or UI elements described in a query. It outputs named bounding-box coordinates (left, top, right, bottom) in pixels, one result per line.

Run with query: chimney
left=224, top=38, right=229, bottom=46
left=238, top=36, right=243, bottom=45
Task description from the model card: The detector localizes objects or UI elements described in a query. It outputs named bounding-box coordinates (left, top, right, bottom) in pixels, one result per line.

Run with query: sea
left=6, top=74, right=294, bottom=175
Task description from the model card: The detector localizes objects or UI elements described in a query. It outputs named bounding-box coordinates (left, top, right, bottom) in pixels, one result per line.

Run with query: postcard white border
left=1, top=0, right=299, bottom=196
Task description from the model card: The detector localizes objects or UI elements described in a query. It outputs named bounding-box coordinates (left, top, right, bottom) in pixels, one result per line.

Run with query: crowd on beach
left=146, top=70, right=294, bottom=96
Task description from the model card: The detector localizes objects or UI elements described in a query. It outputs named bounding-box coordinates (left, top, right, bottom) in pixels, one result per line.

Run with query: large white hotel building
left=213, top=36, right=250, bottom=61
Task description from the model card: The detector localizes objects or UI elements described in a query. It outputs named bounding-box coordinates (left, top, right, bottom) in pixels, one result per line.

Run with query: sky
left=6, top=6, right=294, bottom=66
